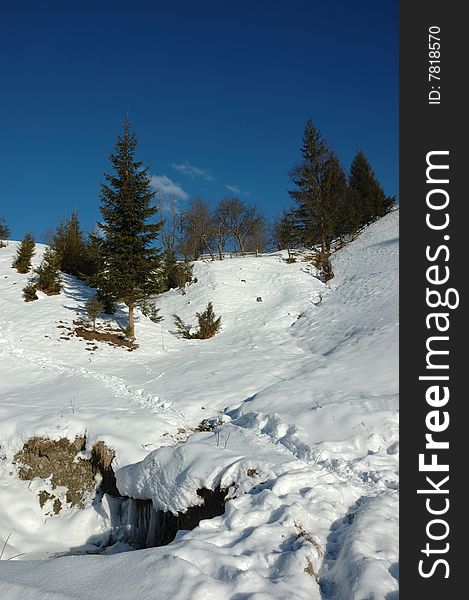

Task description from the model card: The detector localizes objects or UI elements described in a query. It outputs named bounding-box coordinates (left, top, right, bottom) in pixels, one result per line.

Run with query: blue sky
left=0, top=0, right=398, bottom=241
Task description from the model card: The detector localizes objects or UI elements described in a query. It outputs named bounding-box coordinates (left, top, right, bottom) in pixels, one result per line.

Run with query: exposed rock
left=14, top=436, right=116, bottom=512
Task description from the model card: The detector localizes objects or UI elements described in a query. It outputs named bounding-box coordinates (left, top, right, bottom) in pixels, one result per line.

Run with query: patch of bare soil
left=14, top=436, right=117, bottom=514
left=73, top=320, right=138, bottom=350
left=55, top=319, right=138, bottom=351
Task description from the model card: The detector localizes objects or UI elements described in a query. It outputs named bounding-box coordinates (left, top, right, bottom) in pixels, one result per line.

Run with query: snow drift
left=0, top=210, right=399, bottom=598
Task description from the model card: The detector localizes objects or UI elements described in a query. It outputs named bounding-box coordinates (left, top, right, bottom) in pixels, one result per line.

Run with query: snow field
left=0, top=211, right=399, bottom=598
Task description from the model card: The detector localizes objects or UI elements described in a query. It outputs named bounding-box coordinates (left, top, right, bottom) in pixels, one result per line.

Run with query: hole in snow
left=109, top=486, right=227, bottom=549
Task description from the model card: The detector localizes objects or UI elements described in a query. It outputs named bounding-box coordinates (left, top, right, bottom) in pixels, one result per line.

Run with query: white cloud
left=226, top=184, right=241, bottom=194
left=171, top=161, right=216, bottom=182
left=150, top=175, right=189, bottom=201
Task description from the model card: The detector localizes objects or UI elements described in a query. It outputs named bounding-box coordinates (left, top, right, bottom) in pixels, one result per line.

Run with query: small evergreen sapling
left=36, top=249, right=62, bottom=295
left=173, top=314, right=192, bottom=339
left=139, top=299, right=163, bottom=324
left=12, top=233, right=36, bottom=273
left=196, top=302, right=222, bottom=339
left=23, top=280, right=38, bottom=302
left=173, top=302, right=221, bottom=340
left=85, top=297, right=104, bottom=331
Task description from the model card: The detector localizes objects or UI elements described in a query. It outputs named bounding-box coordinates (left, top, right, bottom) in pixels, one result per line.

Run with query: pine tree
left=173, top=302, right=221, bottom=340
left=274, top=210, right=299, bottom=259
left=36, top=248, right=62, bottom=295
left=0, top=217, right=10, bottom=247
left=51, top=211, right=89, bottom=277
left=334, top=190, right=359, bottom=244
left=321, top=154, right=347, bottom=244
left=289, top=120, right=345, bottom=253
left=348, top=150, right=394, bottom=225
left=139, top=299, right=163, bottom=324
left=92, top=122, right=163, bottom=341
left=173, top=313, right=192, bottom=339
left=85, top=231, right=111, bottom=306
left=12, top=233, right=36, bottom=273
left=196, top=302, right=221, bottom=339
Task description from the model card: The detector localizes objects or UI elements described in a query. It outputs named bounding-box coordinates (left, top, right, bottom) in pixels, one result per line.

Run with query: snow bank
left=0, top=211, right=399, bottom=598
left=116, top=426, right=299, bottom=513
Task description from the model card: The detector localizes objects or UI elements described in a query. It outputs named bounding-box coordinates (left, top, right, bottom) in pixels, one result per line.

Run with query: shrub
left=173, top=314, right=192, bottom=338
left=173, top=302, right=221, bottom=340
left=85, top=296, right=104, bottom=331
left=23, top=281, right=38, bottom=302
left=196, top=302, right=222, bottom=339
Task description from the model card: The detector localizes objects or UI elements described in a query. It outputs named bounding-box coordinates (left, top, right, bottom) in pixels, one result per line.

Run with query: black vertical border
left=400, top=1, right=465, bottom=595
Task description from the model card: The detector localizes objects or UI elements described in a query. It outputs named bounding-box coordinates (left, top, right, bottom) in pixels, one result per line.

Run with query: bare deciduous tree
left=181, top=199, right=216, bottom=260
left=216, top=198, right=264, bottom=253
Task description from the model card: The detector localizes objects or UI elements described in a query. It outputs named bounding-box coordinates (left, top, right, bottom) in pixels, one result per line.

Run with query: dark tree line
left=274, top=119, right=394, bottom=277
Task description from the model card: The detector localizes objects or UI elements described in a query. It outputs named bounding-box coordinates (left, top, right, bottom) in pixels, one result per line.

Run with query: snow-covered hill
left=0, top=211, right=399, bottom=599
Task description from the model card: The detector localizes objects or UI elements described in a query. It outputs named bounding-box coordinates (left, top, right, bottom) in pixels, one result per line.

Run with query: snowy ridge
left=0, top=211, right=398, bottom=599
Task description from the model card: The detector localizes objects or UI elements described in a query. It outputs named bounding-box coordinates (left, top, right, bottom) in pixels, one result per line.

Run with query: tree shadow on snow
left=60, top=274, right=129, bottom=332
left=371, top=236, right=399, bottom=249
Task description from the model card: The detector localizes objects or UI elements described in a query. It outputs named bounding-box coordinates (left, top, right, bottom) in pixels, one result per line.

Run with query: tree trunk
left=127, top=302, right=135, bottom=341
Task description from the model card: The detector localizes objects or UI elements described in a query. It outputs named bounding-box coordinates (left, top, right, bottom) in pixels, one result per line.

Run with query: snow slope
left=0, top=210, right=399, bottom=599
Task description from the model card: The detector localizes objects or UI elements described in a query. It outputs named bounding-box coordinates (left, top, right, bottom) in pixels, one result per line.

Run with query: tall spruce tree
left=93, top=122, right=162, bottom=341
left=12, top=233, right=36, bottom=273
left=289, top=119, right=346, bottom=252
left=334, top=187, right=363, bottom=243
left=322, top=154, right=347, bottom=241
left=348, top=150, right=394, bottom=225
